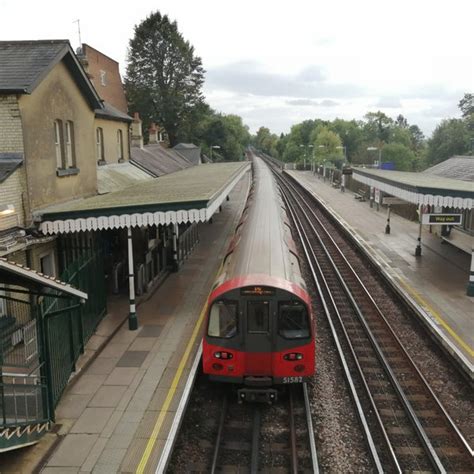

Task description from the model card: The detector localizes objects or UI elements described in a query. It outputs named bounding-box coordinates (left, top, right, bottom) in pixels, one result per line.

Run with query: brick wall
left=0, top=167, right=27, bottom=230
left=0, top=95, right=27, bottom=230
left=0, top=95, right=24, bottom=152
left=82, top=44, right=128, bottom=113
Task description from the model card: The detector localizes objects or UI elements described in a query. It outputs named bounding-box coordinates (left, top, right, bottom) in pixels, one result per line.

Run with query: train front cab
left=203, top=284, right=315, bottom=402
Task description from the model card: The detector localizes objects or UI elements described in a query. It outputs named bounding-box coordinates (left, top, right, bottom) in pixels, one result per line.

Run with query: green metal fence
left=41, top=235, right=107, bottom=410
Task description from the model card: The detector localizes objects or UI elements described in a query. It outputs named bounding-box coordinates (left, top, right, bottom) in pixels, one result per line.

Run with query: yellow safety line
left=136, top=300, right=208, bottom=473
left=396, top=276, right=473, bottom=357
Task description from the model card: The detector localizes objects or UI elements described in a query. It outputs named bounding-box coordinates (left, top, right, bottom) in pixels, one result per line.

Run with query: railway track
left=274, top=168, right=473, bottom=472
left=210, top=384, right=318, bottom=473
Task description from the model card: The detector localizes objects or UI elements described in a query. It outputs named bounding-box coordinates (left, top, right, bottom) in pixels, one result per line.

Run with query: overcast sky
left=1, top=0, right=473, bottom=137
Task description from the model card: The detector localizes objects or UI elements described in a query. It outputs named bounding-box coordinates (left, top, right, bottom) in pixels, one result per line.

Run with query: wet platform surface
left=288, top=170, right=473, bottom=373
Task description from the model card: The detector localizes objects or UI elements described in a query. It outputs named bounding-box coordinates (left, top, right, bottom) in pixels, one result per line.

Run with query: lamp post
left=210, top=145, right=220, bottom=161
left=299, top=144, right=306, bottom=169
left=318, top=145, right=326, bottom=180
left=308, top=144, right=314, bottom=172
left=336, top=145, right=347, bottom=163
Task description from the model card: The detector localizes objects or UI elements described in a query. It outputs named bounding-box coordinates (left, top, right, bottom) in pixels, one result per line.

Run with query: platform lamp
left=210, top=145, right=220, bottom=161
left=299, top=144, right=306, bottom=169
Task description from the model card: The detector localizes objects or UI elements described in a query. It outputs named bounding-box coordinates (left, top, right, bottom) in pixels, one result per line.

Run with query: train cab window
left=278, top=302, right=310, bottom=339
left=247, top=301, right=269, bottom=333
left=208, top=301, right=238, bottom=338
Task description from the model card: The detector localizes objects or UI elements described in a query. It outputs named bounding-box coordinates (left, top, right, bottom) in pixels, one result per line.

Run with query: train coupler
left=237, top=388, right=278, bottom=404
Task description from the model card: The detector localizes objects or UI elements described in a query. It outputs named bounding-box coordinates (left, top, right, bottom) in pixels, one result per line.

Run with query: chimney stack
left=148, top=122, right=159, bottom=144
left=131, top=112, right=143, bottom=149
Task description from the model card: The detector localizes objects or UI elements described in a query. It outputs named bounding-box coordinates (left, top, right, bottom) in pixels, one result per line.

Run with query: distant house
left=173, top=143, right=203, bottom=165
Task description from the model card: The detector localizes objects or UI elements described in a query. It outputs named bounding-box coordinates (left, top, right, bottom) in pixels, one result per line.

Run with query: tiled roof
left=173, top=143, right=201, bottom=165
left=37, top=162, right=249, bottom=218
left=131, top=144, right=193, bottom=177
left=97, top=162, right=153, bottom=194
left=0, top=40, right=102, bottom=109
left=95, top=102, right=132, bottom=122
left=0, top=40, right=68, bottom=92
left=424, top=155, right=474, bottom=182
left=0, top=153, right=23, bottom=183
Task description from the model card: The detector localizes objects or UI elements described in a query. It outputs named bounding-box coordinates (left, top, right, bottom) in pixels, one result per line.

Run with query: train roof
left=215, top=155, right=306, bottom=294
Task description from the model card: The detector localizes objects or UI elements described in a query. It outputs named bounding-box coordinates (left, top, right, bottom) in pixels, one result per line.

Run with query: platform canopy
left=352, top=168, right=473, bottom=209
left=37, top=162, right=250, bottom=235
left=0, top=258, right=87, bottom=299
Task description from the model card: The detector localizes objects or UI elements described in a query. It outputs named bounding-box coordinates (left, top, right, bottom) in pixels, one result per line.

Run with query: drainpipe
left=172, top=223, right=179, bottom=272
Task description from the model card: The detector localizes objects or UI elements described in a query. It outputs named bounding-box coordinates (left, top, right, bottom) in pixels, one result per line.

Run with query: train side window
left=278, top=302, right=310, bottom=339
left=247, top=301, right=269, bottom=333
left=208, top=300, right=238, bottom=338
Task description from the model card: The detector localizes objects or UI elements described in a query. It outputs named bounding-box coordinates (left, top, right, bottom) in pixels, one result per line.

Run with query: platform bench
left=354, top=188, right=366, bottom=201
left=332, top=180, right=340, bottom=188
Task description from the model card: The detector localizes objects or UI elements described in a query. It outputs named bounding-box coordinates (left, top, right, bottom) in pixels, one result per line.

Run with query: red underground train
left=202, top=154, right=315, bottom=402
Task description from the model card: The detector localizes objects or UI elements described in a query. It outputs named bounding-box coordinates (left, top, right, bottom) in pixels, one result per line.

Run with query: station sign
left=422, top=214, right=463, bottom=225
left=382, top=197, right=406, bottom=205
left=342, top=167, right=353, bottom=175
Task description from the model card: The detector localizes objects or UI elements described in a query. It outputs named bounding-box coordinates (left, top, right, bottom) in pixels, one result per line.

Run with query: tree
left=125, top=11, right=205, bottom=146
left=313, top=127, right=342, bottom=164
left=426, top=119, right=471, bottom=166
left=382, top=143, right=416, bottom=171
left=458, top=93, right=474, bottom=118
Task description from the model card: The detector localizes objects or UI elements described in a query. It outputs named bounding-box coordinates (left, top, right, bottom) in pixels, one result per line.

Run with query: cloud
left=374, top=97, right=402, bottom=108
left=206, top=61, right=363, bottom=99
left=286, top=98, right=340, bottom=107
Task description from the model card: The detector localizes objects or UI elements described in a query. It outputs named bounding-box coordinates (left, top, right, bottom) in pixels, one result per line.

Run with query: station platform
left=0, top=170, right=250, bottom=474
left=287, top=171, right=473, bottom=378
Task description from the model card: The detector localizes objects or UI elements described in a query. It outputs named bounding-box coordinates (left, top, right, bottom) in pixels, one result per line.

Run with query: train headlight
left=212, top=363, right=224, bottom=371
left=283, top=353, right=303, bottom=361
left=214, top=351, right=233, bottom=360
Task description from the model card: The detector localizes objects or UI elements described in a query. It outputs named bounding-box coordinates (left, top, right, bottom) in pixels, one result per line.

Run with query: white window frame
left=117, top=129, right=123, bottom=160
left=54, top=120, right=64, bottom=169
left=65, top=121, right=75, bottom=168
left=96, top=127, right=104, bottom=162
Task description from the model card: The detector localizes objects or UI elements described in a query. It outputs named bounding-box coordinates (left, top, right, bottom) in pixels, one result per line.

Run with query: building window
left=96, top=127, right=105, bottom=163
left=100, top=70, right=107, bottom=86
left=117, top=130, right=124, bottom=161
left=54, top=119, right=64, bottom=168
left=0, top=289, right=6, bottom=316
left=65, top=121, right=76, bottom=168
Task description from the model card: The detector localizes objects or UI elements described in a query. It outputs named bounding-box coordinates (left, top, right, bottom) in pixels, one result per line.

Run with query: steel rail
left=303, top=383, right=320, bottom=474
left=210, top=394, right=228, bottom=474
left=279, top=173, right=446, bottom=473
left=276, top=169, right=474, bottom=471
left=278, top=174, right=391, bottom=473
left=283, top=170, right=473, bottom=461
left=289, top=386, right=299, bottom=474
left=250, top=407, right=261, bottom=474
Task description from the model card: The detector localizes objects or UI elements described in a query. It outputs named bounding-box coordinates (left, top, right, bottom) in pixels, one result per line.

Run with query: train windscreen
left=208, top=300, right=238, bottom=338
left=278, top=301, right=310, bottom=339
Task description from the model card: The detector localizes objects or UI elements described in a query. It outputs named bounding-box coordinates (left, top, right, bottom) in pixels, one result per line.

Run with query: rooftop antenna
left=73, top=19, right=82, bottom=51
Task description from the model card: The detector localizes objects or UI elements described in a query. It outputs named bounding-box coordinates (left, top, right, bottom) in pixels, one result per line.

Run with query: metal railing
left=178, top=223, right=199, bottom=263
left=0, top=369, right=48, bottom=427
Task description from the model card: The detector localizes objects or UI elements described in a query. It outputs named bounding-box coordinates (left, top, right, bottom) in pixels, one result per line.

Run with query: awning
left=0, top=258, right=87, bottom=300
left=353, top=169, right=473, bottom=209
left=37, top=162, right=250, bottom=234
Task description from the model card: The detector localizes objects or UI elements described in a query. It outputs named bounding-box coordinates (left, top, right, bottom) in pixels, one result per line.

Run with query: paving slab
left=70, top=407, right=115, bottom=434
left=47, top=434, right=99, bottom=467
